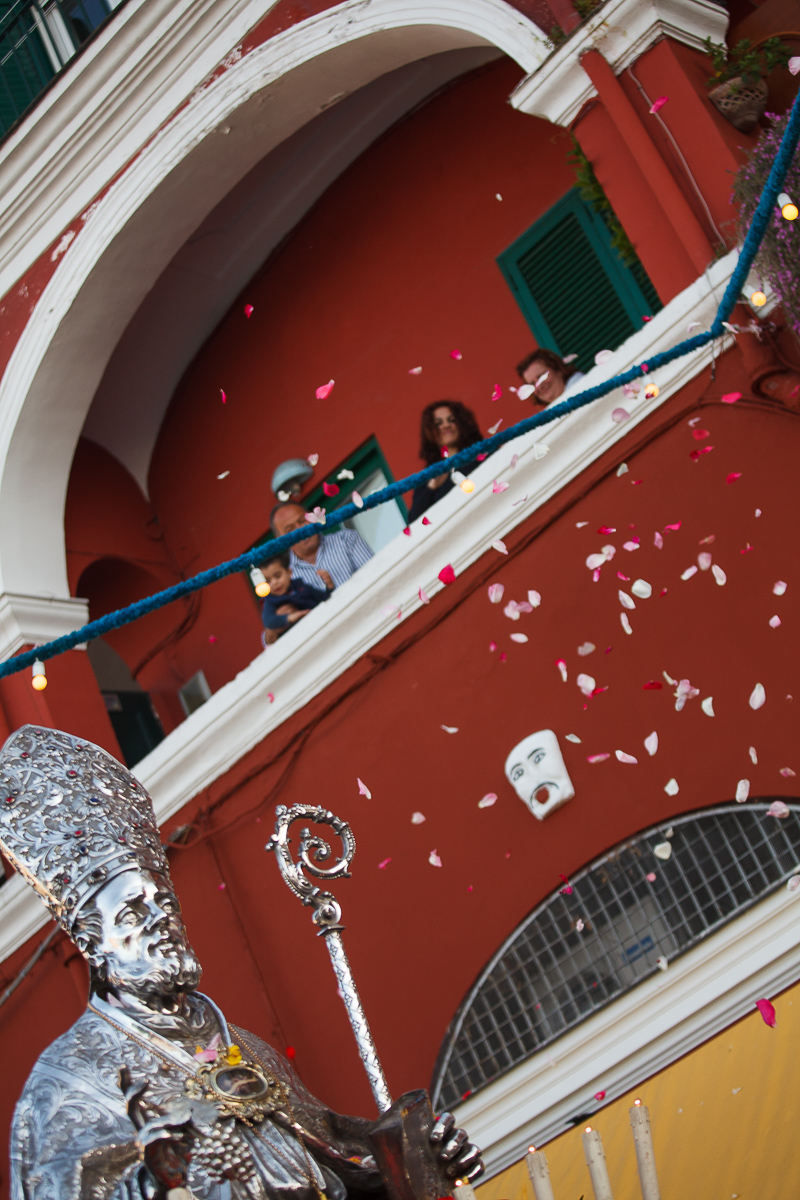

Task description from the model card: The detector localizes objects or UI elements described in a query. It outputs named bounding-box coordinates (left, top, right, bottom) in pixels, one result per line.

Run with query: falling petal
left=623, top=540, right=640, bottom=552
left=592, top=569, right=601, bottom=582
left=773, top=580, right=788, bottom=595
left=721, top=391, right=742, bottom=404
left=649, top=95, right=669, bottom=113
left=788, top=874, right=800, bottom=892
left=557, top=659, right=569, bottom=683
left=735, top=778, right=750, bottom=803
left=598, top=526, right=616, bottom=535
left=767, top=800, right=790, bottom=819
left=619, top=590, right=636, bottom=610
left=307, top=453, right=319, bottom=466
left=644, top=731, right=658, bottom=756
left=620, top=612, right=633, bottom=635
left=510, top=455, right=519, bottom=470
left=428, top=850, right=442, bottom=868
left=492, top=540, right=508, bottom=554
left=681, top=566, right=698, bottom=580
left=780, top=767, right=796, bottom=777
left=492, top=480, right=510, bottom=493
left=701, top=697, right=715, bottom=717
left=576, top=919, right=585, bottom=932
left=322, top=482, right=340, bottom=497
left=623, top=381, right=640, bottom=398
left=617, top=463, right=629, bottom=476
left=411, top=812, right=426, bottom=824
left=357, top=778, right=372, bottom=799
left=418, top=587, right=430, bottom=606
left=565, top=734, right=582, bottom=743
left=577, top=642, right=596, bottom=656
left=244, top=304, right=254, bottom=318
left=664, top=778, right=679, bottom=795
left=528, top=590, right=542, bottom=607
left=755, top=998, right=776, bottom=1027
left=488, top=584, right=505, bottom=605
left=267, top=692, right=275, bottom=703
left=595, top=349, right=613, bottom=365
left=491, top=384, right=503, bottom=402
left=510, top=633, right=529, bottom=643
left=402, top=527, right=411, bottom=537
left=422, top=516, right=431, bottom=525
left=656, top=956, right=669, bottom=971
left=749, top=683, right=766, bottom=710
left=532, top=443, right=550, bottom=460
left=769, top=615, right=781, bottom=628
left=690, top=447, right=714, bottom=460
left=698, top=552, right=712, bottom=571
left=615, top=750, right=638, bottom=764
left=316, top=379, right=335, bottom=399
left=488, top=419, right=504, bottom=435
left=351, top=491, right=364, bottom=509
left=305, top=507, right=327, bottom=525
left=408, top=366, right=422, bottom=375
left=687, top=321, right=702, bottom=333
left=653, top=531, right=664, bottom=549
left=478, top=793, right=497, bottom=808
left=441, top=725, right=459, bottom=734
left=664, top=522, right=681, bottom=533
left=217, top=470, right=230, bottom=480
left=489, top=641, right=497, bottom=652
left=612, top=407, right=631, bottom=424
left=712, top=564, right=726, bottom=586
left=691, top=429, right=711, bottom=441
left=378, top=857, right=392, bottom=869
left=438, top=564, right=456, bottom=585
left=699, top=534, right=715, bottom=544
left=726, top=472, right=742, bottom=484
left=646, top=872, right=657, bottom=883
left=450, top=349, right=463, bottom=360
left=586, top=552, right=607, bottom=570
left=789, top=56, right=800, bottom=74
left=654, top=842, right=672, bottom=860
left=577, top=673, right=595, bottom=695
left=631, top=579, right=652, bottom=599
left=643, top=681, right=663, bottom=690
left=587, top=753, right=610, bottom=763
left=517, top=384, right=535, bottom=400
left=576, top=521, right=589, bottom=528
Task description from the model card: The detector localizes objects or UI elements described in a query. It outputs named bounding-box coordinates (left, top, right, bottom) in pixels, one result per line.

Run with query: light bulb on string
left=750, top=289, right=767, bottom=307
left=451, top=470, right=475, bottom=494
left=778, top=192, right=798, bottom=221
left=31, top=659, right=47, bottom=691
left=644, top=383, right=660, bottom=399
left=249, top=566, right=270, bottom=597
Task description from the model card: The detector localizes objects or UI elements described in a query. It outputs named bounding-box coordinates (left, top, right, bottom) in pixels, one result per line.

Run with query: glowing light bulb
left=634, top=1098, right=642, bottom=1106
left=751, top=290, right=767, bottom=307
left=451, top=470, right=475, bottom=494
left=778, top=192, right=798, bottom=220
left=644, top=383, right=660, bottom=399
left=32, top=659, right=47, bottom=691
left=249, top=566, right=270, bottom=598
left=528, top=1146, right=537, bottom=1155
left=585, top=1126, right=593, bottom=1133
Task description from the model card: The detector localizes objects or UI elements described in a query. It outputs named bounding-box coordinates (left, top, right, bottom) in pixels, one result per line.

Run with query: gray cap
left=271, top=458, right=314, bottom=497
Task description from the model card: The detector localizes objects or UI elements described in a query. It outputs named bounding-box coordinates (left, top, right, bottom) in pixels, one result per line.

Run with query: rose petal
left=735, top=778, right=750, bottom=803
left=533, top=443, right=550, bottom=460
left=619, top=590, right=635, bottom=610
left=565, top=734, right=582, bottom=743
left=701, top=696, right=715, bottom=717
left=594, top=1090, right=606, bottom=1101
left=749, top=683, right=766, bottom=710
left=244, top=304, right=254, bottom=318
left=664, top=778, right=679, bottom=795
left=316, top=379, right=335, bottom=399
left=488, top=583, right=505, bottom=604
left=352, top=491, right=364, bottom=509
left=620, top=612, right=633, bottom=635
left=654, top=842, right=672, bottom=860
left=612, top=407, right=631, bottom=423
left=217, top=470, right=230, bottom=480
left=478, top=793, right=497, bottom=808
left=644, top=731, right=658, bottom=756
left=441, top=725, right=459, bottom=734
left=721, top=391, right=742, bottom=404
left=338, top=469, right=354, bottom=480
left=493, top=480, right=510, bottom=493
left=780, top=767, right=796, bottom=777
left=690, top=446, right=714, bottom=460
left=768, top=801, right=790, bottom=818
left=788, top=873, right=800, bottom=892
left=646, top=872, right=657, bottom=882
left=726, top=472, right=742, bottom=484
left=755, top=998, right=776, bottom=1027
left=615, top=750, right=638, bottom=764
left=649, top=95, right=669, bottom=113
left=587, top=553, right=607, bottom=570
left=691, top=428, right=710, bottom=441
left=587, top=753, right=611, bottom=763
left=681, top=566, right=698, bottom=580
left=577, top=672, right=595, bottom=696
left=510, top=632, right=529, bottom=643
left=789, top=56, right=800, bottom=75
left=438, top=564, right=456, bottom=585
left=774, top=581, right=788, bottom=596
left=450, top=349, right=463, bottom=360
left=491, top=384, right=503, bottom=402
left=492, top=540, right=508, bottom=555
left=616, top=462, right=629, bottom=476
left=378, top=857, right=392, bottom=869
left=357, top=778, right=372, bottom=799
left=428, top=850, right=442, bottom=867
left=322, top=482, right=340, bottom=497
left=643, top=681, right=663, bottom=690
left=488, top=419, right=503, bottom=435
left=595, top=349, right=613, bottom=365
left=517, top=384, right=535, bottom=400
left=557, top=659, right=568, bottom=683
left=411, top=811, right=426, bottom=824
left=422, top=516, right=431, bottom=525
left=656, top=956, right=669, bottom=971
left=623, top=541, right=640, bottom=552
left=577, top=642, right=596, bottom=656
left=528, top=590, right=541, bottom=607
left=770, top=615, right=781, bottom=628
left=408, top=366, right=422, bottom=375
left=712, top=564, right=726, bottom=586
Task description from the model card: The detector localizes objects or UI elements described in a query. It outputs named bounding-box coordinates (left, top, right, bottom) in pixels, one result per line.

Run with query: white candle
left=454, top=1183, right=477, bottom=1200
left=629, top=1101, right=661, bottom=1200
left=581, top=1127, right=614, bottom=1200
left=526, top=1148, right=557, bottom=1200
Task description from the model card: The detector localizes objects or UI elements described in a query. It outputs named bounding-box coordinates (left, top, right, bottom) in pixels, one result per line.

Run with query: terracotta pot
left=708, top=76, right=768, bottom=133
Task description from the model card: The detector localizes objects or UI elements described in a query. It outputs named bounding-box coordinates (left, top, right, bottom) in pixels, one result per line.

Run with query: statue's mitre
left=0, top=725, right=169, bottom=926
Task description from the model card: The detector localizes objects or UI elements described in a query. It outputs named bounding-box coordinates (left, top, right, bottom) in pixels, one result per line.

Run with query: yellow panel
left=476, top=979, right=800, bottom=1200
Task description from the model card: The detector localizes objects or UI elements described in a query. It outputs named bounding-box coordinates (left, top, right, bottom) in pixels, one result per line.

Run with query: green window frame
left=497, top=190, right=662, bottom=375
left=246, top=435, right=407, bottom=603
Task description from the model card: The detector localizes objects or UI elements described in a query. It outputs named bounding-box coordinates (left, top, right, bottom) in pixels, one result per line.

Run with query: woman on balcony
left=516, top=348, right=586, bottom=406
left=408, top=400, right=483, bottom=523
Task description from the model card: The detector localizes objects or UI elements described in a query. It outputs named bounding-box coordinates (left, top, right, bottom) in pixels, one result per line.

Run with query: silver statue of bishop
left=0, top=726, right=482, bottom=1200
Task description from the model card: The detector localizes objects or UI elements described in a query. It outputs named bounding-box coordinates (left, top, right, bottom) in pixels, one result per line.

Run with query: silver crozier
left=266, top=804, right=392, bottom=1113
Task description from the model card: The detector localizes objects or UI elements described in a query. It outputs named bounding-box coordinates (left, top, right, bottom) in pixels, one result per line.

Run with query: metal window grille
left=431, top=802, right=800, bottom=1111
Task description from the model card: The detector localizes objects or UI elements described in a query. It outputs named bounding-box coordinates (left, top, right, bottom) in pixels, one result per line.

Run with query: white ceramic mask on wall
left=504, top=730, right=575, bottom=820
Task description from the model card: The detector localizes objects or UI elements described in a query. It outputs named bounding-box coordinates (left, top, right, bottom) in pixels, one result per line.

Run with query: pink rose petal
left=587, top=753, right=611, bottom=763
left=595, top=349, right=613, bottom=365
left=352, top=490, right=364, bottom=509
left=612, top=407, right=631, bottom=423
left=727, top=472, right=742, bottom=484
left=692, top=428, right=710, bottom=440
left=493, top=480, right=510, bottom=493
left=322, top=482, right=340, bottom=497
left=422, top=516, right=431, bottom=525
left=307, top=453, right=319, bottom=466
left=378, top=857, right=392, bottom=869
left=488, top=583, right=505, bottom=604
left=478, top=793, right=497, bottom=808
left=491, top=384, right=503, bottom=402
left=789, top=56, right=800, bottom=75
left=438, top=564, right=456, bottom=585
left=774, top=580, right=788, bottom=595
left=780, top=767, right=796, bottom=777
left=615, top=750, right=638, bottom=764
left=411, top=812, right=426, bottom=824
left=556, top=659, right=568, bottom=683
left=357, top=778, right=372, bottom=799
left=594, top=1090, right=606, bottom=1101
left=646, top=872, right=657, bottom=882
left=244, top=304, right=254, bottom=318
left=755, top=998, right=776, bottom=1027
left=450, top=349, right=463, bottom=360
left=220, top=389, right=227, bottom=404
left=721, top=391, right=742, bottom=404
left=418, top=587, right=430, bottom=605
left=649, top=95, right=669, bottom=114
left=768, top=801, right=790, bottom=818
left=489, top=641, right=497, bottom=652
left=316, top=379, right=335, bottom=399
left=769, top=615, right=781, bottom=628
left=429, top=850, right=442, bottom=868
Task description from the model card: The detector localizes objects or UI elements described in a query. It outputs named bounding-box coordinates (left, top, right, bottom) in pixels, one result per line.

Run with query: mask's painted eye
left=533, top=751, right=546, bottom=765
left=511, top=768, right=523, bottom=782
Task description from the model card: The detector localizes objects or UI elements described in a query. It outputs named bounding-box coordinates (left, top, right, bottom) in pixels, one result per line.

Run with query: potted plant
left=703, top=36, right=792, bottom=132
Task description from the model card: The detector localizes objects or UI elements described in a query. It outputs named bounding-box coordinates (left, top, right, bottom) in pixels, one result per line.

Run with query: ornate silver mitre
left=0, top=724, right=169, bottom=927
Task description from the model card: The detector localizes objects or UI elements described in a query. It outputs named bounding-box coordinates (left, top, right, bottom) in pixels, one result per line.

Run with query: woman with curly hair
left=408, top=400, right=483, bottom=523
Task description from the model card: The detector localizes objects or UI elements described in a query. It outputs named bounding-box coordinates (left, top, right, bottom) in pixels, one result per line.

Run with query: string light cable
left=0, top=88, right=797, bottom=683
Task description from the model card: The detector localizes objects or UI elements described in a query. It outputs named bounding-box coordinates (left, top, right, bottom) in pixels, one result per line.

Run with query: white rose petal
left=631, top=579, right=652, bottom=599
left=654, top=842, right=672, bottom=860
left=620, top=612, right=633, bottom=635
left=644, top=732, right=658, bottom=756
left=712, top=564, right=727, bottom=586
left=749, top=683, right=766, bottom=710
left=735, top=779, right=750, bottom=803
left=701, top=697, right=715, bottom=717
left=664, top=778, right=680, bottom=796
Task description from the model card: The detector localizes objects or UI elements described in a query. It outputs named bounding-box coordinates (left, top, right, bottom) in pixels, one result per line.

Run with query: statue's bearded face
left=73, top=868, right=201, bottom=996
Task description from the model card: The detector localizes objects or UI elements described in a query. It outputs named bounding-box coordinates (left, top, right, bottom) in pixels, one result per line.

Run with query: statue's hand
left=430, top=1112, right=484, bottom=1183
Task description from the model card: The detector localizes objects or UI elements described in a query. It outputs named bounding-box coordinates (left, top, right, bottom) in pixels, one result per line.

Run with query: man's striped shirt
left=289, top=528, right=374, bottom=592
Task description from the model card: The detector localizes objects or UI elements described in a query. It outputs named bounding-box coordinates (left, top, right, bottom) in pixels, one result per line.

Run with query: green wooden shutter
left=497, top=190, right=662, bottom=375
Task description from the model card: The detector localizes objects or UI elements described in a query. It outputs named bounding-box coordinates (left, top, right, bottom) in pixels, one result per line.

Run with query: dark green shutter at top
left=497, top=190, right=662, bottom=375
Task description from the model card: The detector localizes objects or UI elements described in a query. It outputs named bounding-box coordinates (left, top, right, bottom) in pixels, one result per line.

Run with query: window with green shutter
left=497, top=190, right=662, bottom=375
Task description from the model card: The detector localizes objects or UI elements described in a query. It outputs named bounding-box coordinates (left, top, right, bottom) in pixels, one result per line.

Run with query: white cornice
left=0, top=593, right=88, bottom=659
left=454, top=879, right=800, bottom=1176
left=510, top=0, right=729, bottom=126
left=0, top=251, right=737, bottom=963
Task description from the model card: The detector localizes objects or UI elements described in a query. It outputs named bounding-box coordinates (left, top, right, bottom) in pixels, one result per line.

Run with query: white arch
left=0, top=0, right=548, bottom=605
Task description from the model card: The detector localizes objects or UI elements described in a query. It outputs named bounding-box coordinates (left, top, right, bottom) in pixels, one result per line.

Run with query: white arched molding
left=0, top=0, right=548, bottom=622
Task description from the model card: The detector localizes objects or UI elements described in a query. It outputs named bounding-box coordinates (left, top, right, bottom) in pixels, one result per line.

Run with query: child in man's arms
left=260, top=553, right=334, bottom=633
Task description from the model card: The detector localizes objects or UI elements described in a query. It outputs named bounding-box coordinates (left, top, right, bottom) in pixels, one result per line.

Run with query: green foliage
left=702, top=36, right=792, bottom=87
left=545, top=24, right=565, bottom=51
left=567, top=138, right=638, bottom=266
left=573, top=0, right=604, bottom=17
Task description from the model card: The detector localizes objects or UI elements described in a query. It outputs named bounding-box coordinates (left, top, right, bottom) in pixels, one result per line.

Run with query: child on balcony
left=259, top=552, right=334, bottom=636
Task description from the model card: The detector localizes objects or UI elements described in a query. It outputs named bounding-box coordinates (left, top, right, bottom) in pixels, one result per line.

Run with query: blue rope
left=2, top=91, right=798, bottom=682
